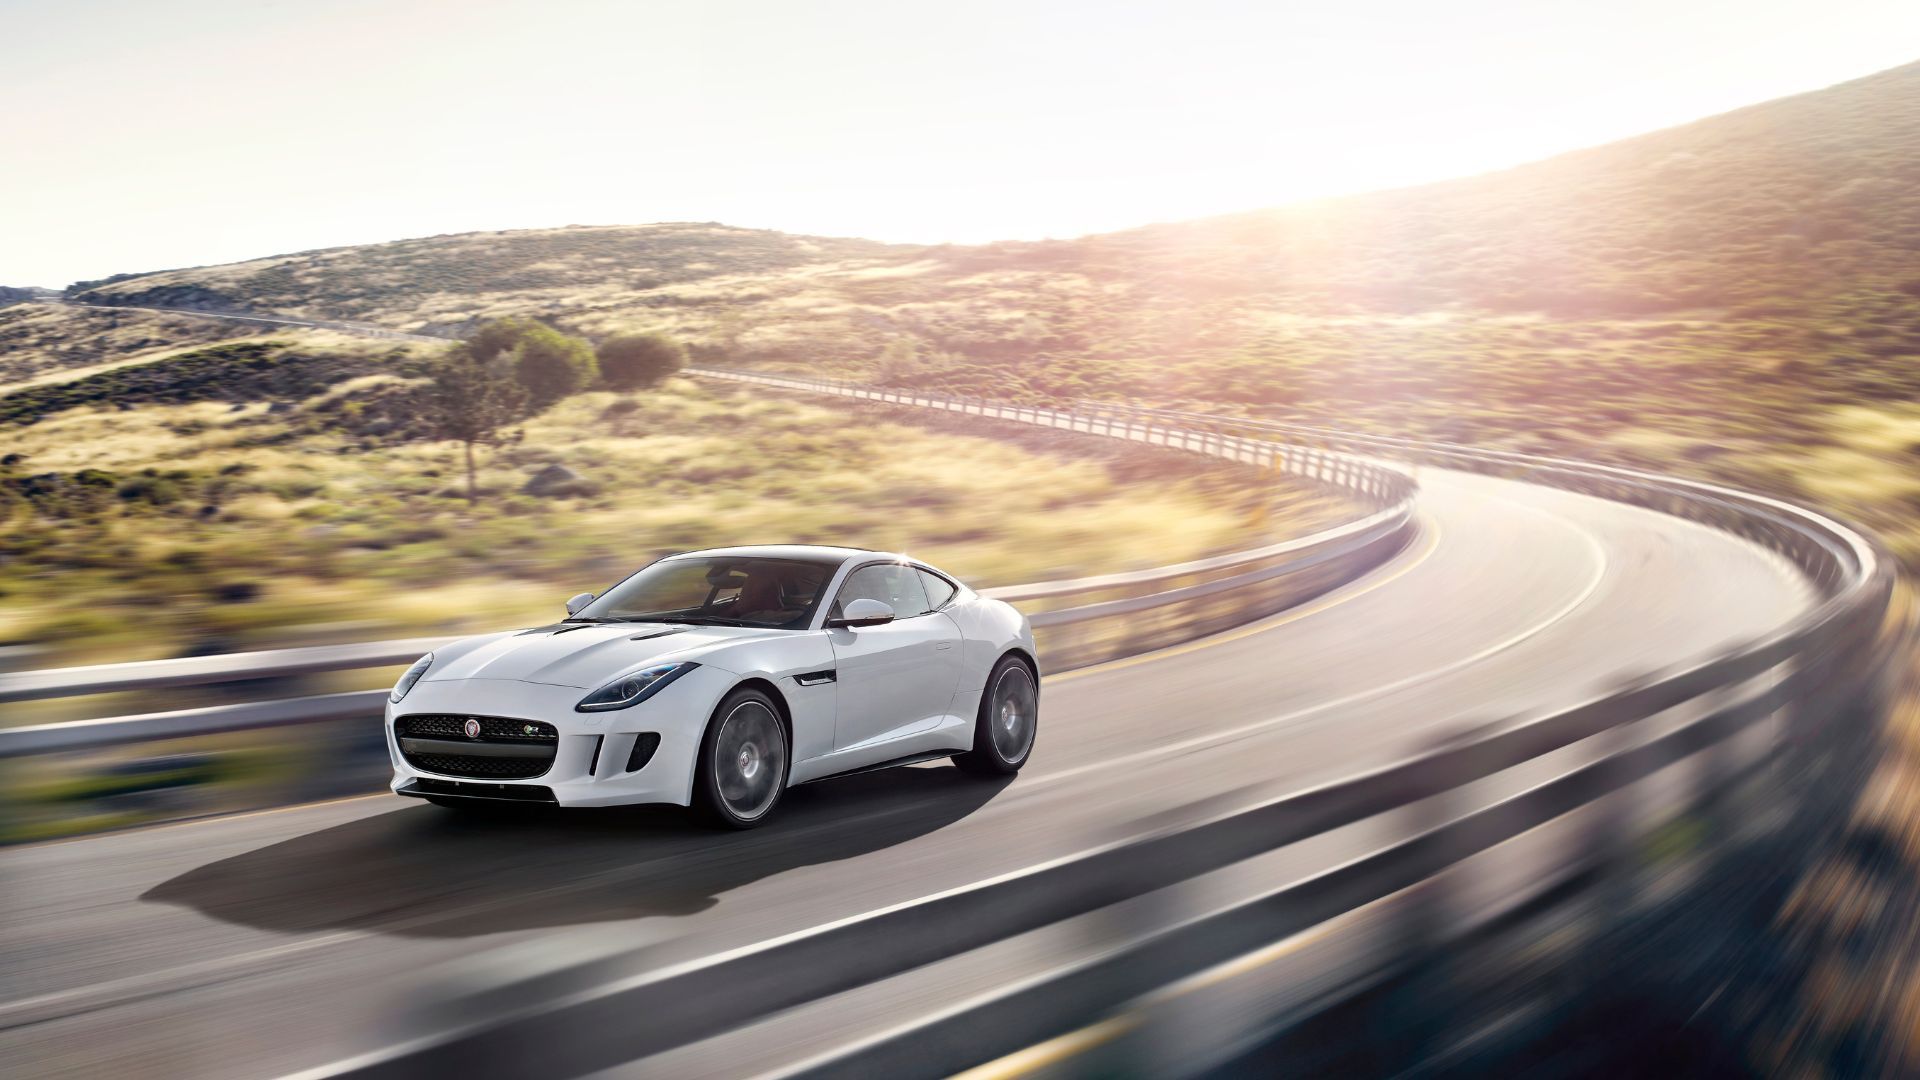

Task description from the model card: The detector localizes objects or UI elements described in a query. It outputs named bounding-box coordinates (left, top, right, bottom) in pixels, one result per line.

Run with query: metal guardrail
left=0, top=378, right=1415, bottom=757
left=690, top=368, right=1417, bottom=640
left=306, top=379, right=1896, bottom=1080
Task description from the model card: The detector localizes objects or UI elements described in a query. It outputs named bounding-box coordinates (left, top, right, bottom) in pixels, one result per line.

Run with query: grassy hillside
left=27, top=59, right=1920, bottom=611
left=67, top=223, right=905, bottom=337
left=0, top=302, right=270, bottom=386
left=29, top=60, right=1920, bottom=651
left=0, top=364, right=1342, bottom=673
left=62, top=63, right=1920, bottom=399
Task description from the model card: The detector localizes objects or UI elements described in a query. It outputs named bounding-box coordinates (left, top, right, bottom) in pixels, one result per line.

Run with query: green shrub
left=459, top=317, right=598, bottom=405
left=512, top=326, right=598, bottom=404
left=117, top=472, right=186, bottom=506
left=596, top=332, right=687, bottom=391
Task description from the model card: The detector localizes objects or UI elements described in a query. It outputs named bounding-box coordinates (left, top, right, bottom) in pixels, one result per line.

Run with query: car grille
left=395, top=714, right=559, bottom=780
left=398, top=714, right=558, bottom=742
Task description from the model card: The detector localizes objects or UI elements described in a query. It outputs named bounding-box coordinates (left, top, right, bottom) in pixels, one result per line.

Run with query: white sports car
left=385, top=546, right=1039, bottom=827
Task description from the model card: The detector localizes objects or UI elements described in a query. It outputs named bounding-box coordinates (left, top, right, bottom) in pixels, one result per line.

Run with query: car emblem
left=463, top=718, right=483, bottom=739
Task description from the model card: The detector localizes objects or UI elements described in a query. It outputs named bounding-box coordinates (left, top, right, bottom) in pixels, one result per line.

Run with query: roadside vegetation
left=0, top=302, right=263, bottom=386
left=0, top=336, right=1350, bottom=674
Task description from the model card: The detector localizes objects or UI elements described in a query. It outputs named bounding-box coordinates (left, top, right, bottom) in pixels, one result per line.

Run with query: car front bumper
left=383, top=667, right=736, bottom=808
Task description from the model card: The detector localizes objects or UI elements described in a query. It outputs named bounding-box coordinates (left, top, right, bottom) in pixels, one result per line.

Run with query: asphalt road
left=0, top=460, right=1815, bottom=1079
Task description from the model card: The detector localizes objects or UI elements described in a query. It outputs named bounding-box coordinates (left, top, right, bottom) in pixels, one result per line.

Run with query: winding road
left=0, top=427, right=1812, bottom=1079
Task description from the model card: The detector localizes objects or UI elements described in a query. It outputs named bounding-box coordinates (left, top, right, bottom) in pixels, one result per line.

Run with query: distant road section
left=41, top=298, right=449, bottom=343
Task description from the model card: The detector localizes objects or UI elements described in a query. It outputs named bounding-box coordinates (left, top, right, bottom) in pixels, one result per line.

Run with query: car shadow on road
left=141, top=765, right=1010, bottom=938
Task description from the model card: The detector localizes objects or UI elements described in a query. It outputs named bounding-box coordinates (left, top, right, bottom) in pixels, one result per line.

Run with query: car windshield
left=574, top=556, right=837, bottom=630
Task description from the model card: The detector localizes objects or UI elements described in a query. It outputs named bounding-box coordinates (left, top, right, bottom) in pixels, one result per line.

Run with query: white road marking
left=1026, top=484, right=1611, bottom=789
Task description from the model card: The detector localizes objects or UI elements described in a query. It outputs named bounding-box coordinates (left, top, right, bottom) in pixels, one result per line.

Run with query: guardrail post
left=1370, top=728, right=1479, bottom=1073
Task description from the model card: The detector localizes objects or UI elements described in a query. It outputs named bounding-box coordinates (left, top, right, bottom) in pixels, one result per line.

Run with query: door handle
left=935, top=641, right=954, bottom=651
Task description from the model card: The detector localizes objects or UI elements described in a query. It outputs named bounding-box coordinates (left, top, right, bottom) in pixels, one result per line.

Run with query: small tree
left=462, top=316, right=598, bottom=407
left=512, top=324, right=599, bottom=405
left=596, top=332, right=688, bottom=391
left=423, top=347, right=528, bottom=504
left=464, top=316, right=541, bottom=364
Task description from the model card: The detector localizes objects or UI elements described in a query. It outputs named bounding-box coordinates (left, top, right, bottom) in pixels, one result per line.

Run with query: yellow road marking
left=1180, top=923, right=1332, bottom=991
left=950, top=1016, right=1139, bottom=1080
left=958, top=923, right=1343, bottom=1078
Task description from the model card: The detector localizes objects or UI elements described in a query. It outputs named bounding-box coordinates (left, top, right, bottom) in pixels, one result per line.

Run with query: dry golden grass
left=0, top=375, right=1354, bottom=668
left=0, top=302, right=261, bottom=384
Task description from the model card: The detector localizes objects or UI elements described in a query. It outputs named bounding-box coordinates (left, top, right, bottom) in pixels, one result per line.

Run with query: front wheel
left=694, top=687, right=790, bottom=828
left=956, top=655, right=1038, bottom=776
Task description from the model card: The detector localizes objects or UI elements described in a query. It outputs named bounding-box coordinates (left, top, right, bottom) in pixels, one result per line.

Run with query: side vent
left=586, top=735, right=604, bottom=777
left=627, top=732, right=662, bottom=772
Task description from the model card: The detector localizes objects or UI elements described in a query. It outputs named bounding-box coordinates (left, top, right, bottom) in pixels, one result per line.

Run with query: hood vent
left=512, top=623, right=687, bottom=640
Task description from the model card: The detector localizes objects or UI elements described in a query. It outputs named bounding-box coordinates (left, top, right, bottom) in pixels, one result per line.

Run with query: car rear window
left=917, top=569, right=956, bottom=610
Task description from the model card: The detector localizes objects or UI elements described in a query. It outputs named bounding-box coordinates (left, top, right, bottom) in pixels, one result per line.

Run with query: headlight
left=576, top=662, right=698, bottom=712
left=391, top=653, right=434, bottom=704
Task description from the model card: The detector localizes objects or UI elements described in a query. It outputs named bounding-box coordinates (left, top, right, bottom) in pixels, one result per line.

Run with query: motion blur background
left=5, top=1, right=1920, bottom=1076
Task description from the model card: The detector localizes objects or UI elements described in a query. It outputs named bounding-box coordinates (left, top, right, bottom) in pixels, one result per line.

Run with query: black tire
left=694, top=687, right=790, bottom=828
left=956, top=655, right=1038, bottom=776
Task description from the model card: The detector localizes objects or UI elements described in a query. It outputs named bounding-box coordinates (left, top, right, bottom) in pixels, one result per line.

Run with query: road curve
left=0, top=452, right=1811, bottom=1078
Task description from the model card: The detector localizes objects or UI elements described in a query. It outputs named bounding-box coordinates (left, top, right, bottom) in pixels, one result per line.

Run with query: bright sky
left=4, top=0, right=1918, bottom=287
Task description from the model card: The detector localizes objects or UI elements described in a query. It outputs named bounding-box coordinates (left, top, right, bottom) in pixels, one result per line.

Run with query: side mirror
left=828, top=598, right=895, bottom=628
left=565, top=592, right=596, bottom=616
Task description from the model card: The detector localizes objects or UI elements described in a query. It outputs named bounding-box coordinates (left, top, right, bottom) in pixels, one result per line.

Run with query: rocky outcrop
left=523, top=464, right=596, bottom=497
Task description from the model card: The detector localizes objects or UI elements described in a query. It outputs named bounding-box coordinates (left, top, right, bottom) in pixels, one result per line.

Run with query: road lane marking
left=1027, top=491, right=1610, bottom=788
left=0, top=787, right=978, bottom=1029
left=1047, top=513, right=1443, bottom=683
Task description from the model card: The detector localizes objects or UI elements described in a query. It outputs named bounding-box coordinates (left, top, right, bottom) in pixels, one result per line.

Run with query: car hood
left=422, top=623, right=783, bottom=688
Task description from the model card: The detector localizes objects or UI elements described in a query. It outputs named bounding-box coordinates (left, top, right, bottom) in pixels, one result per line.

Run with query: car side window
left=917, top=569, right=956, bottom=610
left=834, top=564, right=931, bottom=620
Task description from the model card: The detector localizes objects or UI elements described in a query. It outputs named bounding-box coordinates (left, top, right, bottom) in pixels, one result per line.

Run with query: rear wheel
left=956, top=655, right=1038, bottom=775
left=695, top=687, right=790, bottom=828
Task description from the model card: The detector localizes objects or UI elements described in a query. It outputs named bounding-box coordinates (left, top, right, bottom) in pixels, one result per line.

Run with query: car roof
left=667, top=544, right=899, bottom=566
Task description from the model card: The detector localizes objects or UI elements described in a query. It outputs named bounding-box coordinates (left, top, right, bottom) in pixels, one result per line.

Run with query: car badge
left=463, top=718, right=483, bottom=739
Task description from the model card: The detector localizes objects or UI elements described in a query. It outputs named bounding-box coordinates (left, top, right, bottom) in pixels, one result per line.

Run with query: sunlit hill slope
left=47, top=60, right=1917, bottom=403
